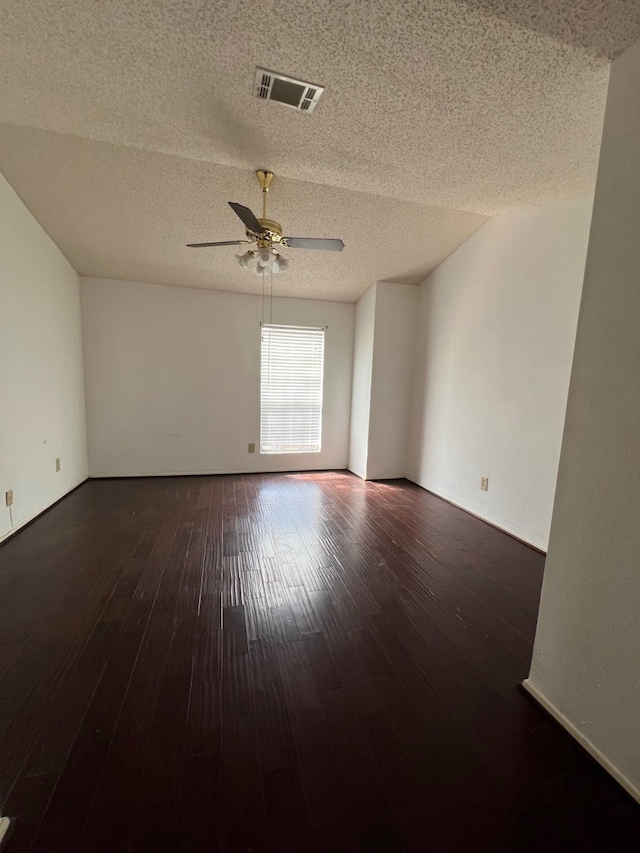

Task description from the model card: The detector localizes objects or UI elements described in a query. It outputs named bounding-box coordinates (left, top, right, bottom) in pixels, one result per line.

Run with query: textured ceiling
left=0, top=124, right=487, bottom=302
left=460, top=0, right=640, bottom=59
left=0, top=0, right=637, bottom=300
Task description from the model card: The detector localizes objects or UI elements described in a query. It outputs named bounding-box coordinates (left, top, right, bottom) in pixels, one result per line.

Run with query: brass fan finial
left=256, top=170, right=274, bottom=192
left=256, top=170, right=274, bottom=219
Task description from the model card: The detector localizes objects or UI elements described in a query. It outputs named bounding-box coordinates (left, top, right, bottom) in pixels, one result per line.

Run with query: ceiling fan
left=186, top=170, right=345, bottom=254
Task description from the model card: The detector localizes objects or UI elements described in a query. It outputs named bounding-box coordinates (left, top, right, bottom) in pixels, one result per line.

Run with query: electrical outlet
left=55, top=457, right=61, bottom=472
left=248, top=443, right=256, bottom=453
left=480, top=476, right=489, bottom=491
left=5, top=490, right=13, bottom=507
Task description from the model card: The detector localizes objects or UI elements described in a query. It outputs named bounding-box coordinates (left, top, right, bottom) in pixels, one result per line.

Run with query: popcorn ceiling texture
left=0, top=0, right=636, bottom=300
left=460, top=0, right=640, bottom=59
left=0, top=125, right=487, bottom=303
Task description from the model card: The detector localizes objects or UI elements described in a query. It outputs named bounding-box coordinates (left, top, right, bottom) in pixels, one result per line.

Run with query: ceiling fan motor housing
left=251, top=218, right=284, bottom=247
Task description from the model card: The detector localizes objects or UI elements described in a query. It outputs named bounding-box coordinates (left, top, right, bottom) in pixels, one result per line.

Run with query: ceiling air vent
left=254, top=68, right=324, bottom=114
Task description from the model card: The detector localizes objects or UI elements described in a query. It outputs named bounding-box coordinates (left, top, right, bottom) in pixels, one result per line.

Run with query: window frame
left=259, top=324, right=325, bottom=455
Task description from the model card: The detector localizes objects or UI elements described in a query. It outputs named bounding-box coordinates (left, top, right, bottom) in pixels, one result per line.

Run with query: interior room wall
left=406, top=195, right=593, bottom=550
left=0, top=173, right=88, bottom=542
left=367, top=282, right=418, bottom=480
left=525, top=38, right=640, bottom=802
left=348, top=284, right=376, bottom=479
left=81, top=277, right=355, bottom=477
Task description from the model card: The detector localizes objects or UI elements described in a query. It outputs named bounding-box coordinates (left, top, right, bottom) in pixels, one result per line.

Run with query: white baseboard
left=89, top=467, right=348, bottom=479
left=405, top=478, right=546, bottom=553
left=522, top=679, right=640, bottom=805
left=366, top=473, right=405, bottom=481
left=347, top=468, right=405, bottom=482
left=0, top=477, right=88, bottom=545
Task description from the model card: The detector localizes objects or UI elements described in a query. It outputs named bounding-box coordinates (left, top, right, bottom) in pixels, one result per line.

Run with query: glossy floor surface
left=0, top=473, right=638, bottom=852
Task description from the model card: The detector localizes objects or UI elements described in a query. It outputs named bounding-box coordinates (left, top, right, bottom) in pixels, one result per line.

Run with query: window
left=260, top=324, right=325, bottom=454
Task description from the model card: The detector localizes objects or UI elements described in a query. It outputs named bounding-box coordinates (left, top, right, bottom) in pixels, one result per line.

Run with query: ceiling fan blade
left=284, top=237, right=345, bottom=252
left=228, top=202, right=265, bottom=234
left=187, top=240, right=249, bottom=248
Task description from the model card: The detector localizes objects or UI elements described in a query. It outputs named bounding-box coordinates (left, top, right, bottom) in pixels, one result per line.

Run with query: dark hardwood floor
left=0, top=472, right=638, bottom=852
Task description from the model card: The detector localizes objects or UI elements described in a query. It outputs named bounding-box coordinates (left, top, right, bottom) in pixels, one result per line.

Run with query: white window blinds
left=260, top=324, right=325, bottom=454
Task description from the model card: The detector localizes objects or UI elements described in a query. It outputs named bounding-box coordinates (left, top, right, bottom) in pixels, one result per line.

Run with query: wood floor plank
left=124, top=616, right=194, bottom=852
left=263, top=764, right=311, bottom=850
left=38, top=599, right=153, bottom=828
left=0, top=473, right=637, bottom=852
left=29, top=820, right=86, bottom=853
left=0, top=771, right=58, bottom=853
left=175, top=752, right=221, bottom=853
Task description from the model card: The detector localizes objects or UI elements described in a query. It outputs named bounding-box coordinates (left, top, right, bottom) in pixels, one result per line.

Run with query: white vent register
left=254, top=68, right=324, bottom=113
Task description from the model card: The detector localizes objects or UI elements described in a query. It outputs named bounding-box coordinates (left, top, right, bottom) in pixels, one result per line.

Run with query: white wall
left=526, top=38, right=640, bottom=802
left=367, top=282, right=418, bottom=479
left=81, top=278, right=354, bottom=476
left=406, top=196, right=593, bottom=549
left=0, top=173, right=88, bottom=542
left=348, top=285, right=376, bottom=479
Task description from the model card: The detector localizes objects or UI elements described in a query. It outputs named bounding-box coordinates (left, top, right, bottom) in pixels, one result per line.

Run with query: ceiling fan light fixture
left=237, top=249, right=289, bottom=275
left=237, top=250, right=257, bottom=271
